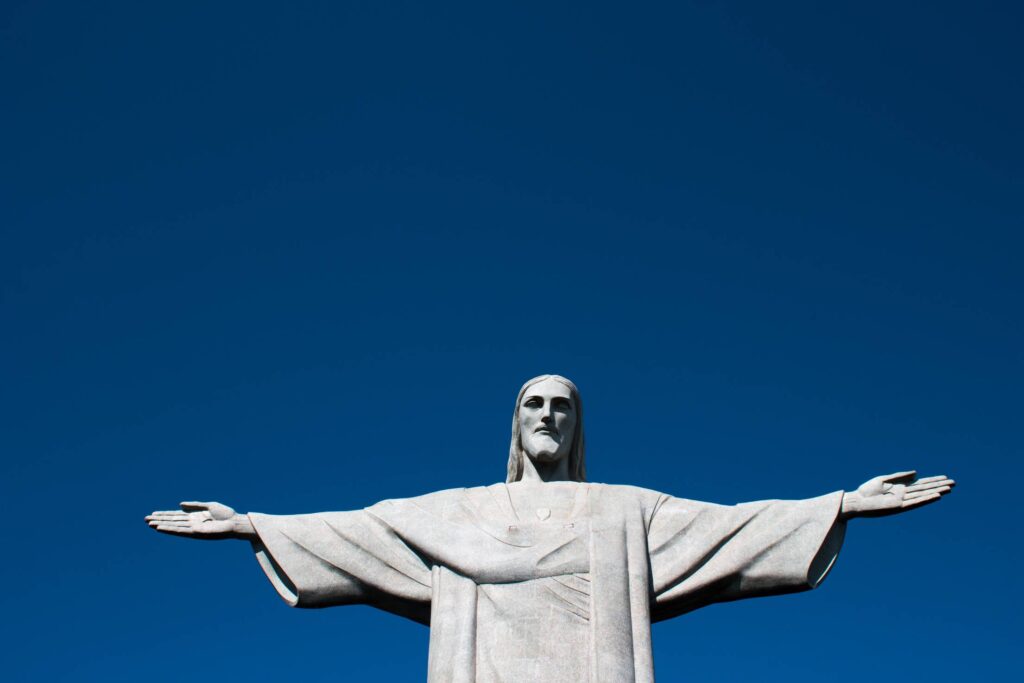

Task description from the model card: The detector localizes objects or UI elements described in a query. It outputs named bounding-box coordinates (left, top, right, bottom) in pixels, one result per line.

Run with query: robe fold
left=249, top=483, right=846, bottom=682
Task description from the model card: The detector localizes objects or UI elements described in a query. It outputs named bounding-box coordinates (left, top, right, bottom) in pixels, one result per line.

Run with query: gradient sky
left=2, top=2, right=1020, bottom=681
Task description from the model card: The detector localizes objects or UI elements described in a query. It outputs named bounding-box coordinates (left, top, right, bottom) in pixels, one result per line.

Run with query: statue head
left=506, top=374, right=587, bottom=483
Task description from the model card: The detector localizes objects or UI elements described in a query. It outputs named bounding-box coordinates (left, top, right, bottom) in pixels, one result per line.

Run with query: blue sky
left=2, top=2, right=1020, bottom=680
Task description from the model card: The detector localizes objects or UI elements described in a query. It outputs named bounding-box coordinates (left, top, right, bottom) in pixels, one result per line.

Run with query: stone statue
left=147, top=375, right=954, bottom=682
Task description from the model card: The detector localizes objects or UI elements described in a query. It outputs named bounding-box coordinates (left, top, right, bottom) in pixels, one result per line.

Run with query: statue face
left=518, top=378, right=577, bottom=464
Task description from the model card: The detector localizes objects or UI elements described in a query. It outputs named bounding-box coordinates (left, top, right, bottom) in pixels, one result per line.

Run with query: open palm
left=846, top=471, right=955, bottom=518
left=146, top=501, right=240, bottom=539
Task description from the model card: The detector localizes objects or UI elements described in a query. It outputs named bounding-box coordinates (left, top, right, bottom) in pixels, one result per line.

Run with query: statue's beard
left=529, top=450, right=563, bottom=463
left=522, top=431, right=571, bottom=465
left=524, top=440, right=568, bottom=464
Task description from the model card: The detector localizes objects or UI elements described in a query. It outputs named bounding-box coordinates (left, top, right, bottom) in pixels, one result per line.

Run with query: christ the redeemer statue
left=147, top=375, right=954, bottom=682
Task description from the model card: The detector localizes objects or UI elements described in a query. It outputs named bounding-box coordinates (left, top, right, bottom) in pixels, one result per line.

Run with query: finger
left=146, top=513, right=189, bottom=521
left=904, top=487, right=949, bottom=500
left=907, top=475, right=947, bottom=486
left=882, top=470, right=917, bottom=483
left=905, top=479, right=955, bottom=493
left=155, top=521, right=193, bottom=528
left=150, top=521, right=191, bottom=529
left=909, top=481, right=954, bottom=491
left=148, top=520, right=192, bottom=528
left=901, top=492, right=941, bottom=509
left=180, top=501, right=212, bottom=512
left=904, top=486, right=951, bottom=500
left=148, top=511, right=188, bottom=518
left=155, top=524, right=194, bottom=535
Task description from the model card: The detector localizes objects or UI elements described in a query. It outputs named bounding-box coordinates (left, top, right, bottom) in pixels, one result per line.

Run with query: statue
left=146, top=375, right=954, bottom=682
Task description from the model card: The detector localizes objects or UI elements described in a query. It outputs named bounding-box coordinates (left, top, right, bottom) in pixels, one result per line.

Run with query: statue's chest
left=507, top=488, right=578, bottom=522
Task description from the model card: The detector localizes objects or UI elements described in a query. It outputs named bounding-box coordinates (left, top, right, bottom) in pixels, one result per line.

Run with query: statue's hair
left=506, top=374, right=587, bottom=483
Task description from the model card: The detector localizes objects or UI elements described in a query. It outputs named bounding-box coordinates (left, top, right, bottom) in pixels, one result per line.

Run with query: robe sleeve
left=248, top=508, right=433, bottom=624
left=647, top=491, right=846, bottom=622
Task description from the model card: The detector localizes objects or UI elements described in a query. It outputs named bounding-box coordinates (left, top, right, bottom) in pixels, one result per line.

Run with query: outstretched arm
left=840, top=471, right=955, bottom=520
left=146, top=501, right=257, bottom=540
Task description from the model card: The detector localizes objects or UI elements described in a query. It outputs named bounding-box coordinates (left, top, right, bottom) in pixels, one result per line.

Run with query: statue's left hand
left=841, top=471, right=955, bottom=519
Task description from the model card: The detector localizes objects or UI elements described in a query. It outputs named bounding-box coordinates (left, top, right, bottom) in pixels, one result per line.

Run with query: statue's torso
left=475, top=482, right=592, bottom=680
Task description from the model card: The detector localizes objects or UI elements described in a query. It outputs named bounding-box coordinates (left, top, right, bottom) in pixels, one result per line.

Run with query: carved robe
left=249, top=483, right=846, bottom=682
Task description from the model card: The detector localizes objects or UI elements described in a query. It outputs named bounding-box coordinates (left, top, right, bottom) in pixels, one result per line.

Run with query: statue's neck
left=519, top=455, right=570, bottom=483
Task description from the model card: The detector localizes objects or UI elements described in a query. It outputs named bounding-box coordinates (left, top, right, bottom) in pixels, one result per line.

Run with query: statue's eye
left=524, top=398, right=541, bottom=408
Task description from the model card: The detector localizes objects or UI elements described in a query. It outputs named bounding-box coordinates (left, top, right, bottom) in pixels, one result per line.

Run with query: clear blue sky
left=2, top=2, right=1020, bottom=681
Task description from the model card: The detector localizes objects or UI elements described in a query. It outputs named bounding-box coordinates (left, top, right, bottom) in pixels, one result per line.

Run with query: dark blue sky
left=2, top=2, right=1020, bottom=680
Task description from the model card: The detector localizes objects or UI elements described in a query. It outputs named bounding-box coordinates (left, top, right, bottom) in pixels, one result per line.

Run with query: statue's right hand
left=146, top=501, right=253, bottom=540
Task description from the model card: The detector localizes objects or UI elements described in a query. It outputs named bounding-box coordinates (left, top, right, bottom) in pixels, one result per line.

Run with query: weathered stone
left=146, top=374, right=955, bottom=682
